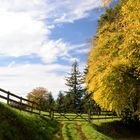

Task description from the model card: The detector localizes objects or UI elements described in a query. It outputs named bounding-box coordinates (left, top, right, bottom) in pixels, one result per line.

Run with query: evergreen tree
left=56, top=91, right=65, bottom=112
left=45, top=92, right=55, bottom=111
left=65, top=61, right=84, bottom=112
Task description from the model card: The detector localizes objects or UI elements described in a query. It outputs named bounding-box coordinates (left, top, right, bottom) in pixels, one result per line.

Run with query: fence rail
left=0, top=88, right=42, bottom=115
left=0, top=88, right=120, bottom=121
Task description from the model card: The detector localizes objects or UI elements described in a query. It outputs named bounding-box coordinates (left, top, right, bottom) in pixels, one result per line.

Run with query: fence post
left=39, top=110, right=41, bottom=115
left=7, top=92, right=10, bottom=105
left=88, top=100, right=91, bottom=122
left=49, top=109, right=51, bottom=118
left=52, top=109, right=54, bottom=120
left=31, top=103, right=33, bottom=114
left=39, top=107, right=41, bottom=115
left=20, top=97, right=22, bottom=111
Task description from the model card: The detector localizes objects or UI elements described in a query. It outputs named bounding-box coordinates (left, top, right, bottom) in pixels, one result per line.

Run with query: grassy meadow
left=0, top=102, right=59, bottom=140
left=0, top=102, right=140, bottom=140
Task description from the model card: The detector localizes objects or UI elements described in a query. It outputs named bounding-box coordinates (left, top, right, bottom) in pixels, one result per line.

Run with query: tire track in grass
left=76, top=122, right=88, bottom=140
left=54, top=122, right=64, bottom=140
left=62, top=123, right=72, bottom=140
left=60, top=123, right=64, bottom=140
left=65, top=123, right=73, bottom=140
left=62, top=122, right=81, bottom=140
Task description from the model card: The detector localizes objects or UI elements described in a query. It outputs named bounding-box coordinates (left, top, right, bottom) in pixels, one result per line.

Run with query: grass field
left=0, top=102, right=140, bottom=140
left=56, top=119, right=140, bottom=140
left=60, top=121, right=112, bottom=140
left=0, top=102, right=59, bottom=140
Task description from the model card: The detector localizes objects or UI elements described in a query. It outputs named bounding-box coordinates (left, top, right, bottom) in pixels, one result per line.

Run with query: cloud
left=52, top=0, right=103, bottom=23
left=0, top=0, right=102, bottom=62
left=0, top=63, right=70, bottom=98
left=0, top=0, right=49, bottom=18
left=39, top=39, right=70, bottom=63
left=0, top=0, right=103, bottom=98
left=0, top=10, right=49, bottom=57
left=68, top=43, right=90, bottom=55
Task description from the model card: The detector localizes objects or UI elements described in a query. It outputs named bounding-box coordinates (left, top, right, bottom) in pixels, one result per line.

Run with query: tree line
left=27, top=61, right=100, bottom=114
left=85, top=0, right=140, bottom=122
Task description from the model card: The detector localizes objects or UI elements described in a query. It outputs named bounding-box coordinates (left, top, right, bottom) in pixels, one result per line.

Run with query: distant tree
left=45, top=92, right=55, bottom=111
left=27, top=87, right=50, bottom=110
left=56, top=91, right=65, bottom=112
left=65, top=61, right=84, bottom=112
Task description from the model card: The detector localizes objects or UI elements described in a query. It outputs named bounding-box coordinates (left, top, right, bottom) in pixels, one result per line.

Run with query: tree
left=56, top=91, right=65, bottom=112
left=80, top=90, right=101, bottom=114
left=45, top=92, right=55, bottom=111
left=65, top=61, right=84, bottom=112
left=85, top=0, right=140, bottom=121
left=27, top=87, right=50, bottom=110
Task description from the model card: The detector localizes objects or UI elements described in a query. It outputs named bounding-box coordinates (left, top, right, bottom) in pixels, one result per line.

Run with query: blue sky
left=0, top=0, right=118, bottom=98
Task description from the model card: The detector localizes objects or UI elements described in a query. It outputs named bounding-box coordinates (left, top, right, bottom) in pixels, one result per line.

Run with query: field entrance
left=53, top=112, right=89, bottom=121
left=49, top=109, right=118, bottom=122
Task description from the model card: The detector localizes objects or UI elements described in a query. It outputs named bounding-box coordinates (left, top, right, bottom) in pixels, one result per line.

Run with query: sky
left=0, top=0, right=118, bottom=99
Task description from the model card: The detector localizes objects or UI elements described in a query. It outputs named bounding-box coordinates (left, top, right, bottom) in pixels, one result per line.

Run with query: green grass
left=0, top=102, right=59, bottom=140
left=61, top=121, right=113, bottom=140
left=91, top=119, right=140, bottom=140
left=80, top=122, right=112, bottom=140
left=59, top=118, right=140, bottom=140
left=62, top=122, right=81, bottom=140
left=1, top=103, right=140, bottom=140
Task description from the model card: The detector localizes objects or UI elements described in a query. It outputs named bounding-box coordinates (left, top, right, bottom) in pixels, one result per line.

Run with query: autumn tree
left=65, top=61, right=84, bottom=112
left=85, top=0, right=140, bottom=121
left=27, top=87, right=52, bottom=111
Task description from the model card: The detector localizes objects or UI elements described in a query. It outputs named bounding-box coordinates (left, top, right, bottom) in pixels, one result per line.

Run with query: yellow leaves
left=85, top=0, right=140, bottom=115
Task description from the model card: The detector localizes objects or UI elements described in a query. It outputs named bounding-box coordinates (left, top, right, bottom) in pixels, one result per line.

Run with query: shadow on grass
left=91, top=120, right=140, bottom=140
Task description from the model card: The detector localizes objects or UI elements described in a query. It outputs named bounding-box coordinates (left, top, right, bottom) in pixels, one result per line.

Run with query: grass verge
left=92, top=119, right=140, bottom=140
left=81, top=122, right=112, bottom=140
left=0, top=102, right=59, bottom=140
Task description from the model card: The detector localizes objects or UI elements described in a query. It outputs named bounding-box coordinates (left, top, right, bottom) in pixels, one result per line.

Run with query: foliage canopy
left=85, top=0, right=140, bottom=119
left=27, top=87, right=54, bottom=111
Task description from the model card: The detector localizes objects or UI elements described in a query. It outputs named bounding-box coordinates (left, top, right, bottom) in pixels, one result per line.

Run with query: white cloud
left=0, top=0, right=49, bottom=18
left=39, top=39, right=70, bottom=63
left=0, top=0, right=102, bottom=62
left=0, top=63, right=70, bottom=98
left=0, top=10, right=48, bottom=57
left=0, top=0, right=103, bottom=98
left=52, top=0, right=103, bottom=23
left=75, top=48, right=90, bottom=54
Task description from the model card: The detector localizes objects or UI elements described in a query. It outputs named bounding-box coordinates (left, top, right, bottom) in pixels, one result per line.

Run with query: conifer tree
left=56, top=91, right=65, bottom=112
left=65, top=61, right=84, bottom=112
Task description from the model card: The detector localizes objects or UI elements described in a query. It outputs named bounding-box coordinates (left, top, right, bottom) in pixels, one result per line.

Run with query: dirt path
left=75, top=122, right=88, bottom=140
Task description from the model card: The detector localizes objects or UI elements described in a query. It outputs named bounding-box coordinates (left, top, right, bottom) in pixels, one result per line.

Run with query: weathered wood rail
left=0, top=88, right=42, bottom=115
left=0, top=88, right=120, bottom=121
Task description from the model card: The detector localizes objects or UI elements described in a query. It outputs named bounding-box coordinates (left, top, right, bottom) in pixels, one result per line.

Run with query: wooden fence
left=0, top=88, right=120, bottom=121
left=0, top=88, right=42, bottom=115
